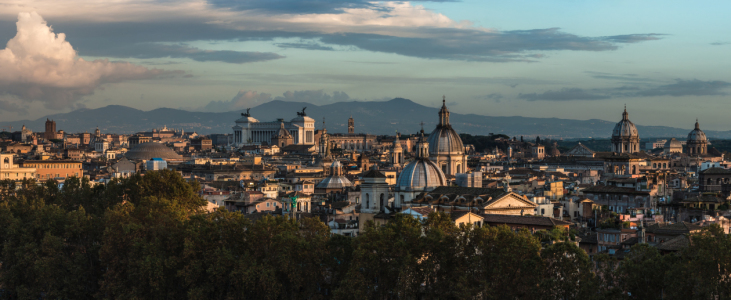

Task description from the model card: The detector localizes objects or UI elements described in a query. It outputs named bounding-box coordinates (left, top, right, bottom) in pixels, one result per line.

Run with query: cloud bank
left=0, top=12, right=176, bottom=109
left=520, top=79, right=731, bottom=101
left=0, top=1, right=663, bottom=64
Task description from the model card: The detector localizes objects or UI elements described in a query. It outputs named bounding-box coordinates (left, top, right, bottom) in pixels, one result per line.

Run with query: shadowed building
left=686, top=119, right=708, bottom=156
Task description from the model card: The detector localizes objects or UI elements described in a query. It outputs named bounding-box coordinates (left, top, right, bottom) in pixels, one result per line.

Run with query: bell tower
left=348, top=116, right=354, bottom=134
left=392, top=132, right=403, bottom=168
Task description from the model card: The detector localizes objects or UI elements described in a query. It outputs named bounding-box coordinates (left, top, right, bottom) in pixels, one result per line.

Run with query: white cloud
left=201, top=90, right=273, bottom=112
left=0, top=12, right=176, bottom=109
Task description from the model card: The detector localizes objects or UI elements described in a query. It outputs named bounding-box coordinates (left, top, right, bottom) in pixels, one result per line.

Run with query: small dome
left=664, top=138, right=682, bottom=148
left=397, top=158, right=447, bottom=191
left=316, top=176, right=353, bottom=189
left=125, top=142, right=183, bottom=160
left=427, top=127, right=464, bottom=155
left=275, top=122, right=292, bottom=138
left=612, top=108, right=639, bottom=138
left=688, top=120, right=707, bottom=142
left=317, top=160, right=353, bottom=189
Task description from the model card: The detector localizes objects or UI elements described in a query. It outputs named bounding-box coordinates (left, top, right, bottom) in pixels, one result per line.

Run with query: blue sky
left=0, top=0, right=728, bottom=131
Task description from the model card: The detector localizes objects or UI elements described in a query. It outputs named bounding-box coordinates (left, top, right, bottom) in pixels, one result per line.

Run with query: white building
left=94, top=139, right=109, bottom=153
left=232, top=108, right=316, bottom=146
left=146, top=158, right=168, bottom=171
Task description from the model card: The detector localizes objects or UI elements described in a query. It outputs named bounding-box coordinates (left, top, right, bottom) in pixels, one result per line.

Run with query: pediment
left=485, top=193, right=537, bottom=209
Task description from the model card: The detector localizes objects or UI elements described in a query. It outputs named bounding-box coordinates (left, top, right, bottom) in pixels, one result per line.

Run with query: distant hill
left=6, top=98, right=731, bottom=139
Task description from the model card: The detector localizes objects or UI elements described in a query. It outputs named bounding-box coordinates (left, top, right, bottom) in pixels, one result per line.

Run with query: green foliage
left=540, top=242, right=595, bottom=300
left=599, top=218, right=620, bottom=229
left=535, top=226, right=571, bottom=243
left=1, top=174, right=730, bottom=299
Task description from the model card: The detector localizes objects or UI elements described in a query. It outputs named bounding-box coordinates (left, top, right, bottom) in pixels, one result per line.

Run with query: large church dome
left=396, top=158, right=447, bottom=191
left=125, top=142, right=183, bottom=160
left=688, top=120, right=707, bottom=142
left=612, top=107, right=638, bottom=138
left=428, top=127, right=464, bottom=155
left=428, top=98, right=464, bottom=155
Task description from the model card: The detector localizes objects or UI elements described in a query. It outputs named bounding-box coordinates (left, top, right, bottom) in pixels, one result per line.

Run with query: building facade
left=232, top=109, right=315, bottom=146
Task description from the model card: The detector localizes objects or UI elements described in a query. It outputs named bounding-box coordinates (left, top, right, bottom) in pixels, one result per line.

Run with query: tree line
left=0, top=169, right=729, bottom=299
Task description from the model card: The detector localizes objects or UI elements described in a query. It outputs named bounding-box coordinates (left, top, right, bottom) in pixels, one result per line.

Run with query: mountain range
left=5, top=98, right=730, bottom=139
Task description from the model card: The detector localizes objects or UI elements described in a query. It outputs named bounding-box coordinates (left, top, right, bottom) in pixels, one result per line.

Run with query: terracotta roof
left=406, top=206, right=434, bottom=216
left=479, top=214, right=572, bottom=227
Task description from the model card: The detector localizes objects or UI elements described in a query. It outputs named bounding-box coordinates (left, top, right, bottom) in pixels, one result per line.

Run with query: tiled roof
left=362, top=169, right=386, bottom=178
left=621, top=236, right=639, bottom=245
left=411, top=187, right=519, bottom=208
left=679, top=195, right=726, bottom=204
left=701, top=167, right=731, bottom=175
left=582, top=185, right=650, bottom=195
left=479, top=214, right=572, bottom=227
left=450, top=211, right=478, bottom=221
left=578, top=233, right=598, bottom=244
left=331, top=201, right=354, bottom=210
left=647, top=222, right=703, bottom=236
left=407, top=206, right=433, bottom=216
left=656, top=234, right=690, bottom=251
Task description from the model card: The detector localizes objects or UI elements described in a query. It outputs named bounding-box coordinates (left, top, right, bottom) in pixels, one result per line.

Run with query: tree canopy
left=0, top=171, right=729, bottom=299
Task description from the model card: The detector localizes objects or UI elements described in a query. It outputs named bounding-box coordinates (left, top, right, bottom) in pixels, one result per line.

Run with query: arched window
left=442, top=164, right=447, bottom=174
left=632, top=165, right=637, bottom=174
left=400, top=195, right=404, bottom=205
left=663, top=163, right=667, bottom=168
left=380, top=193, right=385, bottom=209
left=456, top=164, right=461, bottom=174
left=365, top=193, right=370, bottom=208
left=708, top=178, right=712, bottom=185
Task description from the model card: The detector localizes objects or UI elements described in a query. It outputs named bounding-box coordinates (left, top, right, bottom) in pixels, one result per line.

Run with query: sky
left=0, top=0, right=729, bottom=131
